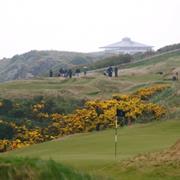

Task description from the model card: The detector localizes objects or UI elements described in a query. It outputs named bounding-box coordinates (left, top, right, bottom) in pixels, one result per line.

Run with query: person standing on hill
left=107, top=66, right=113, bottom=77
left=64, top=69, right=68, bottom=77
left=59, top=68, right=63, bottom=77
left=68, top=69, right=72, bottom=78
left=83, top=66, right=88, bottom=76
left=49, top=69, right=53, bottom=77
left=75, top=69, right=80, bottom=77
left=176, top=72, right=179, bottom=80
left=114, top=66, right=118, bottom=77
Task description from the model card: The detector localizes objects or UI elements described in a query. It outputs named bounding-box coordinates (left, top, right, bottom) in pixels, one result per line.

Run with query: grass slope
left=0, top=157, right=100, bottom=180
left=2, top=120, right=180, bottom=179
left=0, top=76, right=134, bottom=99
left=0, top=50, right=108, bottom=83
left=0, top=50, right=179, bottom=100
left=108, top=139, right=180, bottom=180
left=125, top=49, right=180, bottom=68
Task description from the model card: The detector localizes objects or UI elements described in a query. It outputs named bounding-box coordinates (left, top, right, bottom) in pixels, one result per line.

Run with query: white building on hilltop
left=100, top=37, right=153, bottom=54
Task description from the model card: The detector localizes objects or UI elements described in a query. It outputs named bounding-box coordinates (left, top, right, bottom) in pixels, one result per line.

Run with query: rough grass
left=121, top=139, right=180, bottom=167
left=106, top=160, right=180, bottom=180
left=105, top=139, right=180, bottom=180
left=124, top=50, right=180, bottom=68
left=0, top=49, right=179, bottom=98
left=0, top=50, right=179, bottom=101
left=0, top=76, right=134, bottom=99
left=0, top=157, right=101, bottom=180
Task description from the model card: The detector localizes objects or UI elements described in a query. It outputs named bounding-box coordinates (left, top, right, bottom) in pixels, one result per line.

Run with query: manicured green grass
left=2, top=120, right=180, bottom=179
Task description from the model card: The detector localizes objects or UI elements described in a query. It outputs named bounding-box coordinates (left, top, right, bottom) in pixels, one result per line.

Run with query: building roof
left=100, top=37, right=153, bottom=48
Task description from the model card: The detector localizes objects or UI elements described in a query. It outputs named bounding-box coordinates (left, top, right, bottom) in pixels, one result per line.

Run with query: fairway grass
left=2, top=120, right=180, bottom=179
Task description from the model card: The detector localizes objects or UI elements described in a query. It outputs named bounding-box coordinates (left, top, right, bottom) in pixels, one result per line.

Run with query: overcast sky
left=0, top=0, right=180, bottom=58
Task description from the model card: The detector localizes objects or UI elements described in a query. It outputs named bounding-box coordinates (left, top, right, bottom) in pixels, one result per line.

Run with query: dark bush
left=0, top=99, right=13, bottom=114
left=0, top=122, right=15, bottom=139
left=88, top=54, right=132, bottom=70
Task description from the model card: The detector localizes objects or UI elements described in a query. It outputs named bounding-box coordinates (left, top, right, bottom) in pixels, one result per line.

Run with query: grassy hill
left=0, top=49, right=179, bottom=121
left=0, top=50, right=108, bottom=83
left=116, top=139, right=180, bottom=180
left=0, top=157, right=100, bottom=180
left=0, top=49, right=179, bottom=99
left=1, top=120, right=180, bottom=179
left=0, top=76, right=134, bottom=100
left=157, top=43, right=180, bottom=53
left=124, top=49, right=180, bottom=70
left=0, top=48, right=180, bottom=179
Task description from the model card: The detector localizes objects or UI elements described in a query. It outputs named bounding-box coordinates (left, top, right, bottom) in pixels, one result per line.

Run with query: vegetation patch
left=0, top=157, right=100, bottom=180
left=113, top=140, right=180, bottom=180
left=0, top=84, right=169, bottom=152
left=78, top=54, right=132, bottom=71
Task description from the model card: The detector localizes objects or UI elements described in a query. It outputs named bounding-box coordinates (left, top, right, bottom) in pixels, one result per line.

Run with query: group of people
left=104, top=66, right=118, bottom=77
left=49, top=67, right=88, bottom=78
left=58, top=68, right=73, bottom=78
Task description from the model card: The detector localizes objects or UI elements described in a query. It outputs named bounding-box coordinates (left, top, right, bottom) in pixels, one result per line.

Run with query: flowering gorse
left=0, top=84, right=169, bottom=152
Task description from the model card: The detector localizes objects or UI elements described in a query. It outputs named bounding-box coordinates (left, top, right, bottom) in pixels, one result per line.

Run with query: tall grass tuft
left=0, top=157, right=99, bottom=180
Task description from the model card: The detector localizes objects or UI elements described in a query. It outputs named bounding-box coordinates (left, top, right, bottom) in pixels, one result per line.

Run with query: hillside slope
left=0, top=50, right=179, bottom=118
left=0, top=50, right=107, bottom=82
left=0, top=157, right=100, bottom=180
left=0, top=76, right=134, bottom=99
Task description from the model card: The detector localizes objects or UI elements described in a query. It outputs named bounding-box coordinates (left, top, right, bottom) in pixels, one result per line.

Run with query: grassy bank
left=0, top=157, right=101, bottom=180
left=2, top=120, right=180, bottom=179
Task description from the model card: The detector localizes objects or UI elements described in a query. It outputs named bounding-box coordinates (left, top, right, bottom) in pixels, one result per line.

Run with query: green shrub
left=0, top=99, right=13, bottom=114
left=89, top=54, right=132, bottom=70
left=0, top=122, right=15, bottom=139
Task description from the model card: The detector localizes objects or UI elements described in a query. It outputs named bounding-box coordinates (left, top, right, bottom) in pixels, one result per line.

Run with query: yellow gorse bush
left=0, top=84, right=169, bottom=152
left=32, top=102, right=45, bottom=113
left=134, top=84, right=170, bottom=100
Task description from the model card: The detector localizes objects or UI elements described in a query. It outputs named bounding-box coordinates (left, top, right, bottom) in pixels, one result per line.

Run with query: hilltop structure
left=100, top=37, right=153, bottom=54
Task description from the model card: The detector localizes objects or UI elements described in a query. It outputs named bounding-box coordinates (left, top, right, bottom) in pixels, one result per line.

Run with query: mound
left=121, top=139, right=180, bottom=168
left=0, top=157, right=99, bottom=180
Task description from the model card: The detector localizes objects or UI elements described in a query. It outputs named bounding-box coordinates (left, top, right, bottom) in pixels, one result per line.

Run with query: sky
left=0, top=0, right=180, bottom=59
